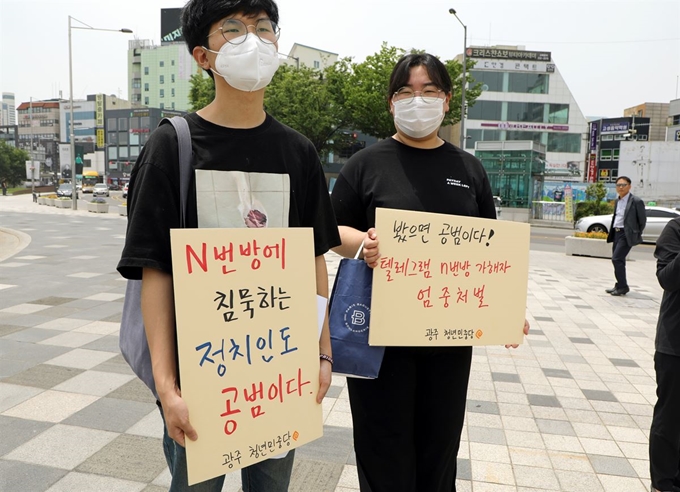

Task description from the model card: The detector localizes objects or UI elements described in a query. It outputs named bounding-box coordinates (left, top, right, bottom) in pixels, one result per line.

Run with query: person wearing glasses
left=605, top=176, right=646, bottom=296
left=117, top=0, right=340, bottom=490
left=649, top=216, right=680, bottom=492
left=331, top=53, right=529, bottom=492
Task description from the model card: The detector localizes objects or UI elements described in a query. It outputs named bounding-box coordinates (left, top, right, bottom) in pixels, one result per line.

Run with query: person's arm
left=315, top=255, right=333, bottom=403
left=333, top=226, right=380, bottom=268
left=657, top=255, right=680, bottom=292
left=655, top=222, right=680, bottom=292
left=141, top=267, right=197, bottom=447
left=636, top=198, right=647, bottom=231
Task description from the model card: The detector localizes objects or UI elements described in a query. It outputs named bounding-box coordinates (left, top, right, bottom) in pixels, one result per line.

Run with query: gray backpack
left=119, top=116, right=193, bottom=399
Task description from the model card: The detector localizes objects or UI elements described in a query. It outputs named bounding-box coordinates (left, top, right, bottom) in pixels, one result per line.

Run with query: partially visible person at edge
left=116, top=0, right=340, bottom=490
left=605, top=176, right=646, bottom=296
left=330, top=53, right=530, bottom=492
left=649, top=216, right=680, bottom=492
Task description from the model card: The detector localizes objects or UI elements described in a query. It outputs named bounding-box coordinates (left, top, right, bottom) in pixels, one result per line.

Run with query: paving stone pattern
left=0, top=195, right=664, bottom=491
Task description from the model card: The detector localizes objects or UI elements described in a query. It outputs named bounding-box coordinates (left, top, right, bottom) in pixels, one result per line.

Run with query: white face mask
left=392, top=98, right=445, bottom=139
left=204, top=34, right=280, bottom=92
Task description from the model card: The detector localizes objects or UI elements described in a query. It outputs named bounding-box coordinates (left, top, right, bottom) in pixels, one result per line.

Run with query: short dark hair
left=181, top=0, right=279, bottom=54
left=387, top=53, right=453, bottom=106
left=616, top=176, right=631, bottom=185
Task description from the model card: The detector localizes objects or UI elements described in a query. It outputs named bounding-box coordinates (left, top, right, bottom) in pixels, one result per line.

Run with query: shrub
left=574, top=231, right=608, bottom=240
left=91, top=197, right=107, bottom=204
left=574, top=201, right=614, bottom=223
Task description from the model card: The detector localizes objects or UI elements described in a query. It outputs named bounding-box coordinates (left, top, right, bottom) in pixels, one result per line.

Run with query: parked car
left=122, top=183, right=129, bottom=199
left=56, top=183, right=78, bottom=199
left=92, top=183, right=110, bottom=197
left=574, top=206, right=680, bottom=243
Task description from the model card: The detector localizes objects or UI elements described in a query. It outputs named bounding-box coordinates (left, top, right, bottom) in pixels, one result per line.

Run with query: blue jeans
left=159, top=405, right=295, bottom=491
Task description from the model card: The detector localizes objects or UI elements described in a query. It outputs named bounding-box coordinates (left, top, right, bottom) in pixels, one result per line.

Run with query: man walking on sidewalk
left=649, top=217, right=680, bottom=492
left=605, top=176, right=646, bottom=296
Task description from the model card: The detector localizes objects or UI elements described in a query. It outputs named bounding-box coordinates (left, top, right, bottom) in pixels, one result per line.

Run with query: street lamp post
left=68, top=16, right=132, bottom=210
left=449, top=8, right=467, bottom=150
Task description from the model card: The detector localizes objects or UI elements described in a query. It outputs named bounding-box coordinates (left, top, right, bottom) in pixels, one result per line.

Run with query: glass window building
left=443, top=46, right=589, bottom=207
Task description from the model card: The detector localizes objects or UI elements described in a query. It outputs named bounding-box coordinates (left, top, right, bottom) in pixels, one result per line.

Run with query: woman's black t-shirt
left=331, top=137, right=496, bottom=230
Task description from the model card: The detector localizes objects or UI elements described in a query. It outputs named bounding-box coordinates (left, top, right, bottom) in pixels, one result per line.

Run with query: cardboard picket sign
left=369, top=207, right=530, bottom=347
left=170, top=227, right=322, bottom=485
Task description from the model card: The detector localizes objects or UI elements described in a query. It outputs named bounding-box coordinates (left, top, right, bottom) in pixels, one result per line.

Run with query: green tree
left=444, top=58, right=483, bottom=128
left=0, top=141, right=29, bottom=188
left=585, top=182, right=608, bottom=214
left=188, top=71, right=215, bottom=112
left=264, top=63, right=352, bottom=160
left=330, top=44, right=406, bottom=139
left=332, top=43, right=482, bottom=140
left=574, top=182, right=613, bottom=222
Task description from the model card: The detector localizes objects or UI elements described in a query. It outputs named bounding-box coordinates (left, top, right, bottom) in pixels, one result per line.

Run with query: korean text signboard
left=467, top=47, right=551, bottom=62
left=370, top=208, right=530, bottom=347
left=170, top=228, right=322, bottom=485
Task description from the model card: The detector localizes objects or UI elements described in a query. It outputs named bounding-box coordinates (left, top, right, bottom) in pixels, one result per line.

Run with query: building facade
left=586, top=116, right=651, bottom=183
left=0, top=125, right=18, bottom=148
left=1, top=92, right=16, bottom=126
left=16, top=100, right=61, bottom=184
left=667, top=98, right=680, bottom=142
left=104, top=107, right=185, bottom=188
left=447, top=46, right=589, bottom=182
left=623, top=102, right=670, bottom=142
left=58, top=94, right=134, bottom=180
left=128, top=39, right=198, bottom=112
left=619, top=141, right=680, bottom=205
left=282, top=43, right=338, bottom=70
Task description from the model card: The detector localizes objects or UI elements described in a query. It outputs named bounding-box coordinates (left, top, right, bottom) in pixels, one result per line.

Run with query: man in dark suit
left=605, top=176, right=646, bottom=296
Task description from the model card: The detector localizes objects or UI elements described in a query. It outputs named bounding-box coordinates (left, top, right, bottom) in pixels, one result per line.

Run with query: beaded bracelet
left=319, top=354, right=334, bottom=365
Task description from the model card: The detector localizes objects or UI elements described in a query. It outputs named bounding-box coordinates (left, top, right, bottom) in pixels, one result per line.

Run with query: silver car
left=574, top=206, right=680, bottom=243
left=92, top=183, right=110, bottom=197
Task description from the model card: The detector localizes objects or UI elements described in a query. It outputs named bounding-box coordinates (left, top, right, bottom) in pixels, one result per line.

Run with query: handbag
left=119, top=116, right=193, bottom=399
left=329, top=242, right=385, bottom=378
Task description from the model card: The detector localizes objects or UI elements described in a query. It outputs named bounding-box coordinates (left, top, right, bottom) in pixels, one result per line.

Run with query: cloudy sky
left=1, top=0, right=678, bottom=118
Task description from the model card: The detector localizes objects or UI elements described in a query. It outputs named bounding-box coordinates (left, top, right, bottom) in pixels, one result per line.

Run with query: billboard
left=600, top=120, right=630, bottom=134
left=161, top=8, right=184, bottom=44
left=467, top=47, right=551, bottom=62
left=589, top=121, right=598, bottom=152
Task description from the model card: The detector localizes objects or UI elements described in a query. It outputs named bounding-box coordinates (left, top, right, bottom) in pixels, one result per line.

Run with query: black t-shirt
left=117, top=112, right=340, bottom=279
left=654, top=217, right=680, bottom=357
left=331, top=137, right=496, bottom=230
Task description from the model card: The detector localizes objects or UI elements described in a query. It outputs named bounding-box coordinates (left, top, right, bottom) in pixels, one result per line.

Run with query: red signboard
left=587, top=153, right=597, bottom=183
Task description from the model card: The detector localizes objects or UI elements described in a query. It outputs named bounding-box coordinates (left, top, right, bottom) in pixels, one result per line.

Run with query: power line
left=469, top=37, right=680, bottom=45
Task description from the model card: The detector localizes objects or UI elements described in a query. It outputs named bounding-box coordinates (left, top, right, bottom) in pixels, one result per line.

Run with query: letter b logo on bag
left=344, top=303, right=370, bottom=333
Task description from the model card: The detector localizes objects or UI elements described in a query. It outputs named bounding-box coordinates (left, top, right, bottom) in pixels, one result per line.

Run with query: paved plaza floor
left=0, top=193, right=664, bottom=491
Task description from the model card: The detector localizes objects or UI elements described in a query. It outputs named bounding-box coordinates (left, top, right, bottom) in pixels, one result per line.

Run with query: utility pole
left=29, top=97, right=35, bottom=195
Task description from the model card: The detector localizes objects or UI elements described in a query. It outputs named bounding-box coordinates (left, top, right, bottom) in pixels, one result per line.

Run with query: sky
left=1, top=0, right=679, bottom=118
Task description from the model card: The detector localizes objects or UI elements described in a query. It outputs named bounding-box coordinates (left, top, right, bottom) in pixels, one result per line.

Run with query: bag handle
left=160, top=116, right=192, bottom=227
left=354, top=239, right=365, bottom=260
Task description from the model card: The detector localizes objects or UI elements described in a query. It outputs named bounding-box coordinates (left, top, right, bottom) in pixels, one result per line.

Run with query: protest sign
left=170, top=228, right=322, bottom=485
left=370, top=208, right=530, bottom=346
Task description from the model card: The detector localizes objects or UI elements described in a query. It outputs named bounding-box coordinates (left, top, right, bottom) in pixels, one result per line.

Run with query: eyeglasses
left=392, top=87, right=445, bottom=104
left=615, top=183, right=630, bottom=188
left=207, top=18, right=280, bottom=45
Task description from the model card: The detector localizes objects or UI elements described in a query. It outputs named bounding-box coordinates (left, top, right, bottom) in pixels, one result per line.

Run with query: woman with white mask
left=330, top=53, right=529, bottom=492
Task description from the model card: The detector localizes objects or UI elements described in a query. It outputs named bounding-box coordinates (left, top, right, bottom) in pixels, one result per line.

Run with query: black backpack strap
left=159, top=116, right=193, bottom=227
